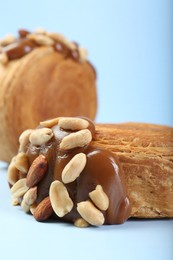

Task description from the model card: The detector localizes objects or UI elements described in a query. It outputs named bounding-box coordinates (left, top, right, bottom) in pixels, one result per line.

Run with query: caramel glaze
left=25, top=119, right=131, bottom=224
left=0, top=29, right=88, bottom=64
left=2, top=38, right=38, bottom=60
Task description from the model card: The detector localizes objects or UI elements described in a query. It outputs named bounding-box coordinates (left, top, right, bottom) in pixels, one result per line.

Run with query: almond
left=26, top=155, right=48, bottom=188
left=33, top=197, right=53, bottom=221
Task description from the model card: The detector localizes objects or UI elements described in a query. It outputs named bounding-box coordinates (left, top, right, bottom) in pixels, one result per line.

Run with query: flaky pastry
left=0, top=29, right=97, bottom=162
left=8, top=117, right=173, bottom=227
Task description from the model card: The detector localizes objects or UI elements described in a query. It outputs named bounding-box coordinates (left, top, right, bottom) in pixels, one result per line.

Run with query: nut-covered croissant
left=7, top=117, right=173, bottom=227
left=0, top=29, right=97, bottom=162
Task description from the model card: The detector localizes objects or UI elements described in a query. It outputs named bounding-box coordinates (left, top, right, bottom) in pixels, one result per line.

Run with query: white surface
left=0, top=162, right=173, bottom=260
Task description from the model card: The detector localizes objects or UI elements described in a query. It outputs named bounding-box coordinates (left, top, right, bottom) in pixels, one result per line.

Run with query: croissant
left=8, top=117, right=173, bottom=227
left=0, top=29, right=97, bottom=162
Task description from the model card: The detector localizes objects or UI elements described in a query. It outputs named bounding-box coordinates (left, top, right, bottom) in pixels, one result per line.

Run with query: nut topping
left=11, top=178, right=29, bottom=199
left=30, top=203, right=37, bottom=215
left=78, top=47, right=88, bottom=62
left=62, top=153, right=87, bottom=184
left=74, top=218, right=89, bottom=228
left=26, top=155, right=48, bottom=188
left=77, top=200, right=105, bottom=226
left=0, top=34, right=16, bottom=46
left=60, top=129, right=92, bottom=150
left=7, top=157, right=19, bottom=185
left=62, top=39, right=76, bottom=51
left=29, top=128, right=53, bottom=145
left=89, top=185, right=109, bottom=211
left=14, top=152, right=29, bottom=173
left=21, top=200, right=30, bottom=213
left=0, top=53, right=8, bottom=65
left=59, top=117, right=89, bottom=131
left=9, top=116, right=130, bottom=227
left=34, top=28, right=47, bottom=35
left=46, top=32, right=66, bottom=43
left=19, top=129, right=33, bottom=152
left=1, top=29, right=88, bottom=65
left=27, top=33, right=54, bottom=46
left=33, top=197, right=53, bottom=221
left=12, top=197, right=20, bottom=206
left=23, top=187, right=37, bottom=206
left=40, top=118, right=59, bottom=128
left=49, top=180, right=73, bottom=217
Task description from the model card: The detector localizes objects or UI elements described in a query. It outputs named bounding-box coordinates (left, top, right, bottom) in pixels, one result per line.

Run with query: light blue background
left=0, top=2, right=173, bottom=260
left=0, top=0, right=172, bottom=125
left=0, top=164, right=173, bottom=260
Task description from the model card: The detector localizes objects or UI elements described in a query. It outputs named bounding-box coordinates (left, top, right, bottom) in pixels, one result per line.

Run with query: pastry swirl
left=0, top=29, right=97, bottom=162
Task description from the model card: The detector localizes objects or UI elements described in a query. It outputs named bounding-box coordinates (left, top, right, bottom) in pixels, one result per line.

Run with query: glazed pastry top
left=8, top=117, right=131, bottom=227
left=0, top=28, right=88, bottom=64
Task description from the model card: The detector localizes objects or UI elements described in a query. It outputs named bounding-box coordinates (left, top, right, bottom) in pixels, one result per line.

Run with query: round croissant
left=0, top=29, right=97, bottom=162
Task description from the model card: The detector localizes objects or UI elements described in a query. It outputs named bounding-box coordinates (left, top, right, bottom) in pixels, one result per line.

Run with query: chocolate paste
left=2, top=38, right=37, bottom=60
left=25, top=119, right=131, bottom=224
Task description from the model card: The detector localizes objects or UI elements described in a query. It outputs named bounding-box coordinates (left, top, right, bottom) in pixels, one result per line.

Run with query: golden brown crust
left=94, top=123, right=173, bottom=218
left=0, top=46, right=97, bottom=162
